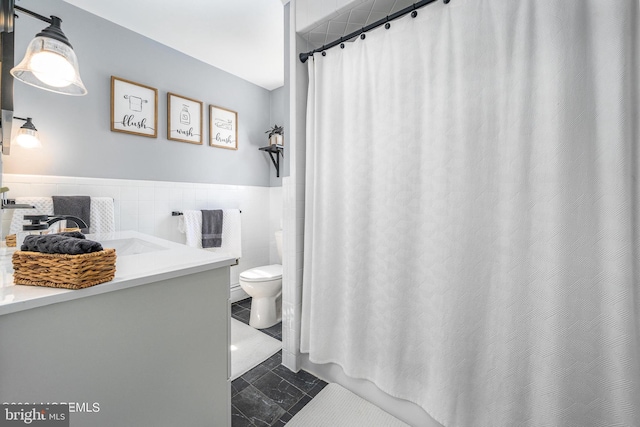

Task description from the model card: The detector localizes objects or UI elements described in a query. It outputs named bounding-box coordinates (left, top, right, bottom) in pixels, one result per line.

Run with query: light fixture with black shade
left=13, top=116, right=41, bottom=148
left=0, top=0, right=86, bottom=224
left=10, top=7, right=87, bottom=96
left=0, top=0, right=87, bottom=156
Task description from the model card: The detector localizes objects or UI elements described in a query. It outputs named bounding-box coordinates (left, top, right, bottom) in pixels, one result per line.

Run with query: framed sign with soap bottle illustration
left=167, top=92, right=203, bottom=144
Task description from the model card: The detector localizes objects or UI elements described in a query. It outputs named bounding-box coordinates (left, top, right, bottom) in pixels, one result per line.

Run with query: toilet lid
left=240, top=264, right=282, bottom=282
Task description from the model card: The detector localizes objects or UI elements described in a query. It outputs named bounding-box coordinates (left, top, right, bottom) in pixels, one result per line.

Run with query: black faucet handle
left=45, top=215, right=89, bottom=230
left=23, top=214, right=50, bottom=231
left=24, top=214, right=49, bottom=221
left=22, top=214, right=89, bottom=232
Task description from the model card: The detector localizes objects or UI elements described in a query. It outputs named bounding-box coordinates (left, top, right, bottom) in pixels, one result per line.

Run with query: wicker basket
left=7, top=229, right=80, bottom=248
left=12, top=249, right=116, bottom=290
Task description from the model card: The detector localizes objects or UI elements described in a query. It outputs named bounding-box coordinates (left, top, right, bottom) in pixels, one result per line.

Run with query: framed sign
left=111, top=76, right=158, bottom=138
left=209, top=105, right=238, bottom=150
left=167, top=93, right=203, bottom=144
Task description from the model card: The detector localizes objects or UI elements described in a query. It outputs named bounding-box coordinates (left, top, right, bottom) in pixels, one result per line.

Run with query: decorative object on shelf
left=168, top=92, right=203, bottom=144
left=266, top=124, right=284, bottom=146
left=111, top=76, right=158, bottom=138
left=209, top=105, right=238, bottom=150
left=259, top=145, right=284, bottom=177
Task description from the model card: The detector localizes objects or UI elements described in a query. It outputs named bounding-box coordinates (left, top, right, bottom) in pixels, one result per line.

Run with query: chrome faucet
left=23, top=214, right=88, bottom=231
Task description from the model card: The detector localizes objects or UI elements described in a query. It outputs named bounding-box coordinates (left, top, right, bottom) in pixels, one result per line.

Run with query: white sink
left=100, top=238, right=168, bottom=256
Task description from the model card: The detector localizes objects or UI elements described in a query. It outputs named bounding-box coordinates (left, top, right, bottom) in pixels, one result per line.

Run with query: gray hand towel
left=21, top=234, right=103, bottom=255
left=52, top=196, right=91, bottom=233
left=201, top=209, right=223, bottom=248
left=57, top=231, right=86, bottom=239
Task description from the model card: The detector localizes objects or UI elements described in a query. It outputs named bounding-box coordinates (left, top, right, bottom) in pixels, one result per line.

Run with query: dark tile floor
left=231, top=299, right=327, bottom=426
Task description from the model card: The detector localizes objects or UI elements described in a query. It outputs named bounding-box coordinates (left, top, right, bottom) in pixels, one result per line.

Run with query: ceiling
left=61, top=0, right=421, bottom=90
left=63, top=0, right=285, bottom=91
left=301, top=0, right=417, bottom=50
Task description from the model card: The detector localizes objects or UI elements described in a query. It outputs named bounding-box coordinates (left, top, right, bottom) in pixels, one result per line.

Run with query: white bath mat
left=230, top=318, right=281, bottom=380
left=287, top=383, right=409, bottom=427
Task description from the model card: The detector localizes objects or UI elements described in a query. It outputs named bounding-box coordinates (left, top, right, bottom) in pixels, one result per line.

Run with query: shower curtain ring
left=411, top=3, right=418, bottom=17
left=385, top=17, right=391, bottom=29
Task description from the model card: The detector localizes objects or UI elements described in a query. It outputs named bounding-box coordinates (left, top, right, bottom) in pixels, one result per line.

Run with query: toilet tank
left=275, top=230, right=283, bottom=261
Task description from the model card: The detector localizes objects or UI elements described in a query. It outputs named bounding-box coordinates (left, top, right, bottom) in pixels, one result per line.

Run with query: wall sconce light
left=13, top=116, right=41, bottom=148
left=0, top=0, right=86, bottom=156
left=10, top=8, right=87, bottom=96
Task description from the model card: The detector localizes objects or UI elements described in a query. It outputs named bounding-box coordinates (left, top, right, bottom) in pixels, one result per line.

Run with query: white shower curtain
left=301, top=1, right=639, bottom=426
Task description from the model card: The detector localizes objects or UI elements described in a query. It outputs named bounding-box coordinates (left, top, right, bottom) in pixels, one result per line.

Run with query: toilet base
left=249, top=294, right=281, bottom=329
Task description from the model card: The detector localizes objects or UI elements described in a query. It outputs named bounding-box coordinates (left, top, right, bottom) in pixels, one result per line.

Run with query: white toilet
left=239, top=230, right=282, bottom=329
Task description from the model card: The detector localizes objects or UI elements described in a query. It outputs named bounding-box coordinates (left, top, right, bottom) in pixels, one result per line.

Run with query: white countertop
left=0, top=231, right=236, bottom=316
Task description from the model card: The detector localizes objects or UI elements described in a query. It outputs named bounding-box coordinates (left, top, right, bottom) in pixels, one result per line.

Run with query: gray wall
left=4, top=0, right=280, bottom=187
left=270, top=86, right=285, bottom=128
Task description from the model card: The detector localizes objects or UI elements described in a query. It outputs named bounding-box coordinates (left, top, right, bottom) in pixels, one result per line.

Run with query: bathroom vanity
left=0, top=231, right=233, bottom=427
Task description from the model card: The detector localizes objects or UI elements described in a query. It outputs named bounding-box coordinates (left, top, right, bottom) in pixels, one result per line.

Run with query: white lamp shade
left=14, top=127, right=41, bottom=149
left=11, top=36, right=87, bottom=96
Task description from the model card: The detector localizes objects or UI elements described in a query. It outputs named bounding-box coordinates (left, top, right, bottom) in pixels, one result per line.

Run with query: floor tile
left=261, top=322, right=282, bottom=338
left=252, top=371, right=306, bottom=412
left=306, top=379, right=328, bottom=397
left=231, top=301, right=323, bottom=425
left=231, top=404, right=254, bottom=427
left=241, top=363, right=272, bottom=384
left=287, top=394, right=312, bottom=417
left=272, top=365, right=322, bottom=394
left=237, top=298, right=252, bottom=310
left=232, top=377, right=251, bottom=397
left=277, top=411, right=293, bottom=424
left=231, top=304, right=248, bottom=316
left=260, top=351, right=282, bottom=371
left=233, top=386, right=286, bottom=427
left=232, top=309, right=251, bottom=324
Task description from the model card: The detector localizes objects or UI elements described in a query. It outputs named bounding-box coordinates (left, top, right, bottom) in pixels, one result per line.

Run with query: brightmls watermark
left=0, top=404, right=68, bottom=426
left=1, top=402, right=99, bottom=426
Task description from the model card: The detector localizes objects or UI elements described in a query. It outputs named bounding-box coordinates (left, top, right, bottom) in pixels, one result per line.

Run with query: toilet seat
left=239, top=264, right=282, bottom=282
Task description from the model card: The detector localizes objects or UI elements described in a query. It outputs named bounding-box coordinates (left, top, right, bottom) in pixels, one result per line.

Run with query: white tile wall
left=1, top=174, right=282, bottom=290
left=269, top=186, right=283, bottom=264
left=282, top=175, right=303, bottom=371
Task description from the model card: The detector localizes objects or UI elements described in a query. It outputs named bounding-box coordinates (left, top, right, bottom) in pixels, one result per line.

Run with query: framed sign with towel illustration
left=209, top=105, right=238, bottom=150
left=168, top=93, right=203, bottom=144
left=110, top=76, right=158, bottom=138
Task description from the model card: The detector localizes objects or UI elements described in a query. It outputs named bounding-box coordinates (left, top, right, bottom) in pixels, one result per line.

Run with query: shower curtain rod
left=299, top=0, right=447, bottom=63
